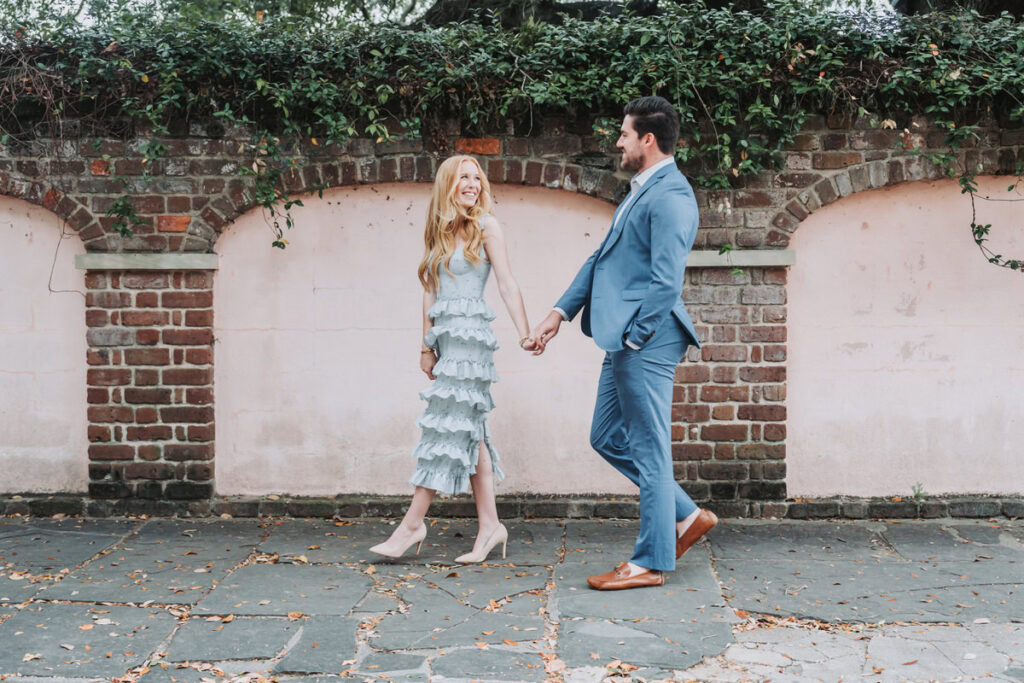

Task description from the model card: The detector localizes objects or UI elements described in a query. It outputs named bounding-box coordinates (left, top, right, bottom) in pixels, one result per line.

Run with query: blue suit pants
left=589, top=317, right=698, bottom=571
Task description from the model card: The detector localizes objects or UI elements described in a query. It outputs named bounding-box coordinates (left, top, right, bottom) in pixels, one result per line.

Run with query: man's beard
left=620, top=150, right=643, bottom=172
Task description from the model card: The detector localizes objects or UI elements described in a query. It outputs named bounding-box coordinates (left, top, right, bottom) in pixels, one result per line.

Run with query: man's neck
left=636, top=153, right=673, bottom=175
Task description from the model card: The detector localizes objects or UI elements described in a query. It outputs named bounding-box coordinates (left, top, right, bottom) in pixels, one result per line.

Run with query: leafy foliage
left=0, top=2, right=1021, bottom=263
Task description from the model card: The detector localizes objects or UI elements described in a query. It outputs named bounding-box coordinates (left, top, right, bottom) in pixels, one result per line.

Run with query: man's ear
left=642, top=132, right=657, bottom=149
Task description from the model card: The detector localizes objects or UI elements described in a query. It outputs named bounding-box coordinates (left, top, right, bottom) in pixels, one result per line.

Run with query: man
left=530, top=96, right=717, bottom=590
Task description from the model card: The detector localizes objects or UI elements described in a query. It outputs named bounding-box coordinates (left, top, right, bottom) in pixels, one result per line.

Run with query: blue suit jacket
left=555, top=163, right=701, bottom=352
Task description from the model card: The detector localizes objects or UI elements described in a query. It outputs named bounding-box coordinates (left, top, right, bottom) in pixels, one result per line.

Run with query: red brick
left=186, top=387, right=214, bottom=405
left=165, top=444, right=213, bottom=461
left=712, top=405, right=735, bottom=420
left=183, top=348, right=212, bottom=365
left=671, top=443, right=713, bottom=461
left=137, top=445, right=162, bottom=461
left=84, top=272, right=107, bottom=289
left=87, top=349, right=110, bottom=366
left=161, top=406, right=214, bottom=423
left=674, top=365, right=710, bottom=383
left=184, top=310, right=213, bottom=327
left=136, top=292, right=159, bottom=307
left=88, top=444, right=134, bottom=461
left=162, top=291, right=212, bottom=308
left=162, top=328, right=213, bottom=345
left=812, top=152, right=862, bottom=169
left=739, top=326, right=786, bottom=343
left=90, top=159, right=110, bottom=176
left=87, top=368, right=131, bottom=386
left=737, top=404, right=787, bottom=421
left=714, top=444, right=736, bottom=460
left=124, top=462, right=175, bottom=479
left=700, top=424, right=748, bottom=442
left=701, top=345, right=747, bottom=362
left=187, top=463, right=214, bottom=481
left=699, top=462, right=749, bottom=480
left=712, top=366, right=737, bottom=383
left=764, top=424, right=786, bottom=442
left=455, top=138, right=500, bottom=155
left=87, top=291, right=131, bottom=308
left=188, top=424, right=215, bottom=441
left=136, top=406, right=159, bottom=423
left=124, top=388, right=172, bottom=404
left=126, top=425, right=174, bottom=441
left=124, top=348, right=171, bottom=366
left=122, top=310, right=169, bottom=326
left=88, top=406, right=134, bottom=423
left=672, top=404, right=710, bottom=423
left=157, top=215, right=191, bottom=232
left=163, top=368, right=212, bottom=385
left=88, top=425, right=110, bottom=442
left=121, top=273, right=169, bottom=289
left=87, top=388, right=109, bottom=404
left=700, top=385, right=730, bottom=402
left=136, top=329, right=160, bottom=345
left=86, top=310, right=108, bottom=327
left=134, top=369, right=160, bottom=386
left=740, top=367, right=786, bottom=383
left=763, top=345, right=787, bottom=362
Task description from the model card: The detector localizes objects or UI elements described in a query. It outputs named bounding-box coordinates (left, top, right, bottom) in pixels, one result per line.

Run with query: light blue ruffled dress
left=411, top=243, right=505, bottom=494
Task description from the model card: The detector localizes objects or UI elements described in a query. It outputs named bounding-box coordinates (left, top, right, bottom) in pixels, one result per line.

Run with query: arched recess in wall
left=0, top=196, right=88, bottom=493
left=214, top=183, right=637, bottom=496
left=788, top=177, right=1024, bottom=497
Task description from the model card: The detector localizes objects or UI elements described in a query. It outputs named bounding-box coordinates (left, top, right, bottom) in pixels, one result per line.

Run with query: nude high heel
left=455, top=523, right=508, bottom=564
left=369, top=524, right=427, bottom=559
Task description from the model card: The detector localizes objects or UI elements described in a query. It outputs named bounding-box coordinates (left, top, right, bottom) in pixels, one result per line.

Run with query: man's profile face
left=616, top=115, right=647, bottom=172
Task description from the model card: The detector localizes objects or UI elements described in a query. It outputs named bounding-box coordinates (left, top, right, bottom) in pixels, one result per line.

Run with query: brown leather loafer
left=676, top=509, right=718, bottom=559
left=587, top=563, right=665, bottom=591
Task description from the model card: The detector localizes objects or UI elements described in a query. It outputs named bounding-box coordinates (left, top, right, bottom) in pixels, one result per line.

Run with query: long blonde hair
left=417, top=155, right=493, bottom=292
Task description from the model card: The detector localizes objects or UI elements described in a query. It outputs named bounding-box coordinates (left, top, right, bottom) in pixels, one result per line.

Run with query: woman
left=370, top=155, right=534, bottom=563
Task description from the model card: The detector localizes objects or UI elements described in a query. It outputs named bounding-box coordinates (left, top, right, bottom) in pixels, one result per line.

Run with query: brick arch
left=0, top=170, right=97, bottom=241
left=191, top=143, right=627, bottom=250
left=767, top=144, right=1023, bottom=245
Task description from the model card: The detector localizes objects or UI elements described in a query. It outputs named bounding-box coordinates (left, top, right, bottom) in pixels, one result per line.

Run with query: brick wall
left=84, top=269, right=215, bottom=501
left=1, top=112, right=1021, bottom=514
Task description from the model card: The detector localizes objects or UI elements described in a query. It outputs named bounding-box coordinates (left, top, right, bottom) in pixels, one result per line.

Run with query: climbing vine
left=0, top=2, right=1021, bottom=264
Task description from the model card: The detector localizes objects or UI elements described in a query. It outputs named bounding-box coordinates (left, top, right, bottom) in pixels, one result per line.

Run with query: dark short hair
left=623, top=96, right=680, bottom=154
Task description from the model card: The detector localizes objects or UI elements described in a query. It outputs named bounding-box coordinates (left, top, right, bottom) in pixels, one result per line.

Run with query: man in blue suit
left=530, top=96, right=717, bottom=590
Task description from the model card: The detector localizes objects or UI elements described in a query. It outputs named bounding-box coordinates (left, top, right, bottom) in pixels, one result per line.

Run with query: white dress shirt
left=553, top=156, right=676, bottom=349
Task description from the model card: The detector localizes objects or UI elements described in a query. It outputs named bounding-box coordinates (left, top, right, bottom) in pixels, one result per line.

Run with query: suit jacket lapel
left=600, top=164, right=676, bottom=258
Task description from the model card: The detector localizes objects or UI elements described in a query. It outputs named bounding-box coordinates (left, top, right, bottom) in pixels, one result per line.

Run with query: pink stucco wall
left=789, top=177, right=1024, bottom=497
left=0, top=197, right=87, bottom=493
left=214, top=184, right=636, bottom=496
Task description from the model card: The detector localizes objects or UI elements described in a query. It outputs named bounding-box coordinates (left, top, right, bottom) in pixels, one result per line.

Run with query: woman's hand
left=520, top=336, right=539, bottom=352
left=420, top=350, right=437, bottom=380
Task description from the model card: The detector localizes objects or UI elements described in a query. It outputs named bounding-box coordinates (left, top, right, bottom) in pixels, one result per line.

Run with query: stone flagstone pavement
left=0, top=516, right=1022, bottom=682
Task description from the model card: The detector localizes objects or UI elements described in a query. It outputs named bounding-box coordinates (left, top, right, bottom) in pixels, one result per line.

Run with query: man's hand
left=529, top=311, right=563, bottom=356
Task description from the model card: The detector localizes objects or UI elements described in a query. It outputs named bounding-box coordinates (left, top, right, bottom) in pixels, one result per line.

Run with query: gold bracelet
left=518, top=336, right=530, bottom=348
left=421, top=347, right=436, bottom=355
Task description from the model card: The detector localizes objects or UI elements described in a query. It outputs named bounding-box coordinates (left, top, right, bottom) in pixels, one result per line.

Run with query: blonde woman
left=370, top=156, right=534, bottom=563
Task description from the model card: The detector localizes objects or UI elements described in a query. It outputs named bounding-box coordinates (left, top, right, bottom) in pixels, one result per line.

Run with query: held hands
left=525, top=310, right=562, bottom=356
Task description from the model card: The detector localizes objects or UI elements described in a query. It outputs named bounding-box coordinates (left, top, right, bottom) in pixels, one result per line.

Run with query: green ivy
left=1, top=3, right=1021, bottom=265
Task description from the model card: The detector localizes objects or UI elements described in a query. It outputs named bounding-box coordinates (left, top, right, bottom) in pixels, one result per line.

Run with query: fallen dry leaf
left=23, top=653, right=41, bottom=662
left=287, top=611, right=304, bottom=621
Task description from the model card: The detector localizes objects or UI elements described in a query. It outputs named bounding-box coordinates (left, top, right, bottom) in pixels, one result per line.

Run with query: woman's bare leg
left=371, top=486, right=436, bottom=554
left=467, top=441, right=501, bottom=553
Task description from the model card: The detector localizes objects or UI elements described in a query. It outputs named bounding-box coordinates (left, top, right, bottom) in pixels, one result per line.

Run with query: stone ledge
left=75, top=253, right=219, bottom=271
left=687, top=249, right=795, bottom=268
left=1, top=494, right=1020, bottom=520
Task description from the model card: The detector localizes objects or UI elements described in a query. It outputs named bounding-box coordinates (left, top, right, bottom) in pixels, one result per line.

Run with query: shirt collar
left=631, top=156, right=676, bottom=191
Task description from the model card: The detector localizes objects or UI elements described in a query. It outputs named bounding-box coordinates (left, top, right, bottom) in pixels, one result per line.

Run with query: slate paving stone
left=0, top=519, right=136, bottom=604
left=356, top=652, right=426, bottom=673
left=709, top=521, right=889, bottom=561
left=558, top=618, right=710, bottom=670
left=429, top=647, right=548, bottom=681
left=43, top=520, right=263, bottom=605
left=0, top=602, right=176, bottom=678
left=260, top=519, right=396, bottom=564
left=141, top=660, right=275, bottom=682
left=273, top=616, right=360, bottom=674
left=164, top=616, right=301, bottom=662
left=882, top=521, right=1024, bottom=562
left=563, top=521, right=643, bottom=562
left=720, top=557, right=1024, bottom=623
left=371, top=569, right=545, bottom=650
left=194, top=564, right=372, bottom=616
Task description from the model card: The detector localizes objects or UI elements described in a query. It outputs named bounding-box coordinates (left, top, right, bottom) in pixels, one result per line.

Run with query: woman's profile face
left=454, top=160, right=482, bottom=209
